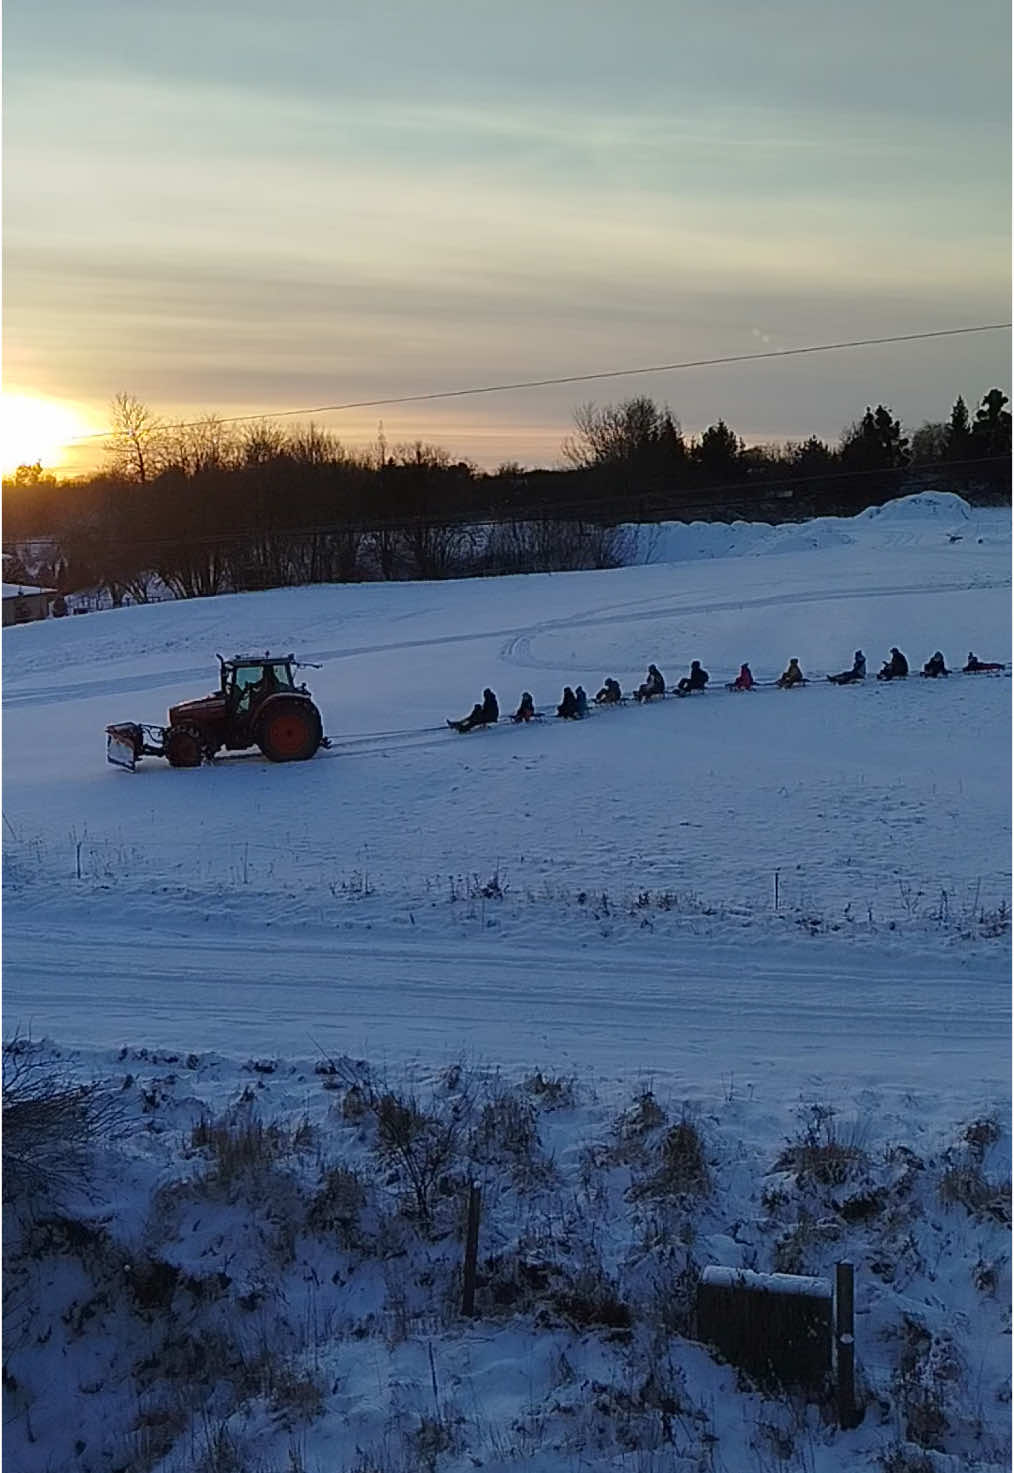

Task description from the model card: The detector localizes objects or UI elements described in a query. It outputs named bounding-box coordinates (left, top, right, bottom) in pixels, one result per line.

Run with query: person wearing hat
left=776, top=657, right=805, bottom=689
left=828, top=651, right=866, bottom=685
left=877, top=648, right=909, bottom=681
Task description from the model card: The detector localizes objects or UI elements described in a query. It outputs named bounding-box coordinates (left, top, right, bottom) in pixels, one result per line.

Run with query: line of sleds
left=446, top=650, right=1008, bottom=732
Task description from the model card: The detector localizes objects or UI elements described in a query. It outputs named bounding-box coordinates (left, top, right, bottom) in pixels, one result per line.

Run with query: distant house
left=2, top=583, right=56, bottom=627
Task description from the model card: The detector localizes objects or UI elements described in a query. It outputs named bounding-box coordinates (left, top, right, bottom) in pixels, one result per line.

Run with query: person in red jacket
left=729, top=663, right=754, bottom=692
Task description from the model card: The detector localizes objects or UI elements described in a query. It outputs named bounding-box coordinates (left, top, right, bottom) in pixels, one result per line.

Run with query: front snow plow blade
left=106, top=722, right=167, bottom=770
left=107, top=724, right=140, bottom=770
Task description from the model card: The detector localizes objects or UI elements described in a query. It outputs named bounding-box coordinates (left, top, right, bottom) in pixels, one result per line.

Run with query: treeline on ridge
left=2, top=387, right=1010, bottom=604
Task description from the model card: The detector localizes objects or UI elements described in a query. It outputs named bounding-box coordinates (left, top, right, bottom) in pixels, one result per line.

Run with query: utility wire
left=68, top=322, right=1012, bottom=442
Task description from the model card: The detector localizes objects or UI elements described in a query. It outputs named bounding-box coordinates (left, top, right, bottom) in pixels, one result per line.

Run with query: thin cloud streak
left=5, top=0, right=1009, bottom=470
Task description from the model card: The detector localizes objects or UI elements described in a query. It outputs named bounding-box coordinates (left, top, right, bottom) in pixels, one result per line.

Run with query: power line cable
left=67, top=322, right=1012, bottom=442
left=9, top=453, right=1008, bottom=555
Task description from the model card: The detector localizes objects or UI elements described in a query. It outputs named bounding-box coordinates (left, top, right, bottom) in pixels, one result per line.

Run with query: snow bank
left=631, top=491, right=1008, bottom=566
left=858, top=491, right=972, bottom=523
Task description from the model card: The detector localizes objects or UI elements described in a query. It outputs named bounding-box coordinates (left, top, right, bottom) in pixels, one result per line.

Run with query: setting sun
left=0, top=393, right=98, bottom=476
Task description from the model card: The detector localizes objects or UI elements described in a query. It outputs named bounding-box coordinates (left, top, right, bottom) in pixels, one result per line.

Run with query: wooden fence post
left=835, top=1260, right=859, bottom=1429
left=461, top=1182, right=481, bottom=1317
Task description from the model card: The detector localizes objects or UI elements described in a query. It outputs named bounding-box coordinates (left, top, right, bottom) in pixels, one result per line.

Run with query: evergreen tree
left=790, top=436, right=836, bottom=474
left=840, top=405, right=908, bottom=470
left=946, top=395, right=972, bottom=460
left=694, top=419, right=741, bottom=480
left=970, top=388, right=1012, bottom=457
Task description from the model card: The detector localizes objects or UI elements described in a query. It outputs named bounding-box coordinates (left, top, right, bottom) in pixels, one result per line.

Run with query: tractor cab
left=220, top=654, right=298, bottom=717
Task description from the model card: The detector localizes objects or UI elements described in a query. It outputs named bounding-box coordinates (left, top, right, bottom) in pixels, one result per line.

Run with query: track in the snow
left=5, top=924, right=1008, bottom=1100
left=5, top=573, right=1007, bottom=710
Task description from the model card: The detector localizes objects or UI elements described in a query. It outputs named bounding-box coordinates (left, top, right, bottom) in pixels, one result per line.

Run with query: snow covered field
left=3, top=492, right=1011, bottom=1472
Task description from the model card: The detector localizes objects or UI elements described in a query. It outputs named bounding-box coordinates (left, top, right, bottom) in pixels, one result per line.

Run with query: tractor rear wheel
left=165, top=724, right=205, bottom=768
left=256, top=700, right=323, bottom=763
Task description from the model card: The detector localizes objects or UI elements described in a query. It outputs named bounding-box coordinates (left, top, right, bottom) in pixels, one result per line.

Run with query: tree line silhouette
left=2, top=387, right=1009, bottom=605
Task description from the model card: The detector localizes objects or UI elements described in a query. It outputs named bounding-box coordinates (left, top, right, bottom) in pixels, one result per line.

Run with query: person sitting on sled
left=448, top=687, right=499, bottom=732
left=677, top=660, right=709, bottom=694
left=595, top=678, right=622, bottom=704
left=635, top=664, right=665, bottom=702
left=776, top=657, right=804, bottom=689
left=964, top=651, right=1004, bottom=673
left=557, top=686, right=580, bottom=719
left=921, top=651, right=948, bottom=678
left=729, top=663, right=754, bottom=692
left=512, top=691, right=535, bottom=722
left=828, top=650, right=866, bottom=685
left=574, top=686, right=589, bottom=718
left=877, top=647, right=909, bottom=681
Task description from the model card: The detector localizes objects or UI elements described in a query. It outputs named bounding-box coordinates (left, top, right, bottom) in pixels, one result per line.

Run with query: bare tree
left=163, top=414, right=239, bottom=476
left=240, top=418, right=289, bottom=466
left=105, top=393, right=166, bottom=483
left=910, top=422, right=950, bottom=465
left=562, top=397, right=683, bottom=471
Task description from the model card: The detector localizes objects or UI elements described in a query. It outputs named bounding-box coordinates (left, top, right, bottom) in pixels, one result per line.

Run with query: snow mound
left=631, top=491, right=995, bottom=566
left=633, top=518, right=771, bottom=563
left=857, top=491, right=972, bottom=523
left=749, top=520, right=857, bottom=556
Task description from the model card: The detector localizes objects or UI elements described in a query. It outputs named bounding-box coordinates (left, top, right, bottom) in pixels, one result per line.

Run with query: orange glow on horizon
left=0, top=394, right=100, bottom=477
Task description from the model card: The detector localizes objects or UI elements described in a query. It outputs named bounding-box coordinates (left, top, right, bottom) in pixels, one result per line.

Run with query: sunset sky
left=4, top=0, right=1011, bottom=475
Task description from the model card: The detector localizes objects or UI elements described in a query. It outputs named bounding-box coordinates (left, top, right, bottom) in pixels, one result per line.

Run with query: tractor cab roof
left=224, top=653, right=295, bottom=668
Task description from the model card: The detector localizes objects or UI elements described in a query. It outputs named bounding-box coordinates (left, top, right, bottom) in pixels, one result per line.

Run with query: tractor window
left=270, top=663, right=295, bottom=688
left=230, top=666, right=265, bottom=713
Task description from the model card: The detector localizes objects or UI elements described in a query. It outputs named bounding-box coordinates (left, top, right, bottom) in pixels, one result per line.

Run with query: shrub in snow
left=470, top=1087, right=553, bottom=1189
left=630, top=1114, right=710, bottom=1200
left=937, top=1116, right=1010, bottom=1226
left=2, top=1034, right=120, bottom=1209
left=890, top=1315, right=962, bottom=1452
left=524, top=1070, right=576, bottom=1109
left=188, top=1108, right=314, bottom=1192
left=774, top=1103, right=869, bottom=1188
left=305, top=1165, right=367, bottom=1244
left=611, top=1090, right=667, bottom=1163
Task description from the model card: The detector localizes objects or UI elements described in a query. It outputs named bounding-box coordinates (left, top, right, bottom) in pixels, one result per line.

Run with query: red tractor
left=107, top=653, right=327, bottom=770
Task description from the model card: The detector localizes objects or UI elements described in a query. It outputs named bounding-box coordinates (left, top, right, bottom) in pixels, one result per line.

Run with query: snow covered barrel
left=697, top=1266, right=833, bottom=1390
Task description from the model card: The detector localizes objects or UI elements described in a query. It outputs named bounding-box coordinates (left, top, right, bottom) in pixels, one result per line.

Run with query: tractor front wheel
left=256, top=700, right=323, bottom=763
left=165, top=724, right=205, bottom=768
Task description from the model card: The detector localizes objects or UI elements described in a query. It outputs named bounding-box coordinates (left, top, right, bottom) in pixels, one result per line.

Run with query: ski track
left=497, top=576, right=1010, bottom=674
left=4, top=927, right=1007, bottom=1098
left=4, top=573, right=1007, bottom=709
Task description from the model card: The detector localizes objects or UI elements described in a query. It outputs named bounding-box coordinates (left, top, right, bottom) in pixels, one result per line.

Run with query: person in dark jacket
left=557, top=686, right=579, bottom=719
left=512, top=691, right=535, bottom=722
left=877, top=648, right=909, bottom=681
left=574, top=686, right=589, bottom=718
left=776, top=657, right=804, bottom=689
left=448, top=703, right=484, bottom=733
left=595, top=678, right=622, bottom=704
left=635, top=664, right=665, bottom=702
left=828, top=650, right=866, bottom=685
left=728, top=663, right=754, bottom=692
left=677, top=660, right=708, bottom=694
left=448, top=688, right=499, bottom=731
left=921, top=651, right=948, bottom=678
left=964, top=652, right=1005, bottom=672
